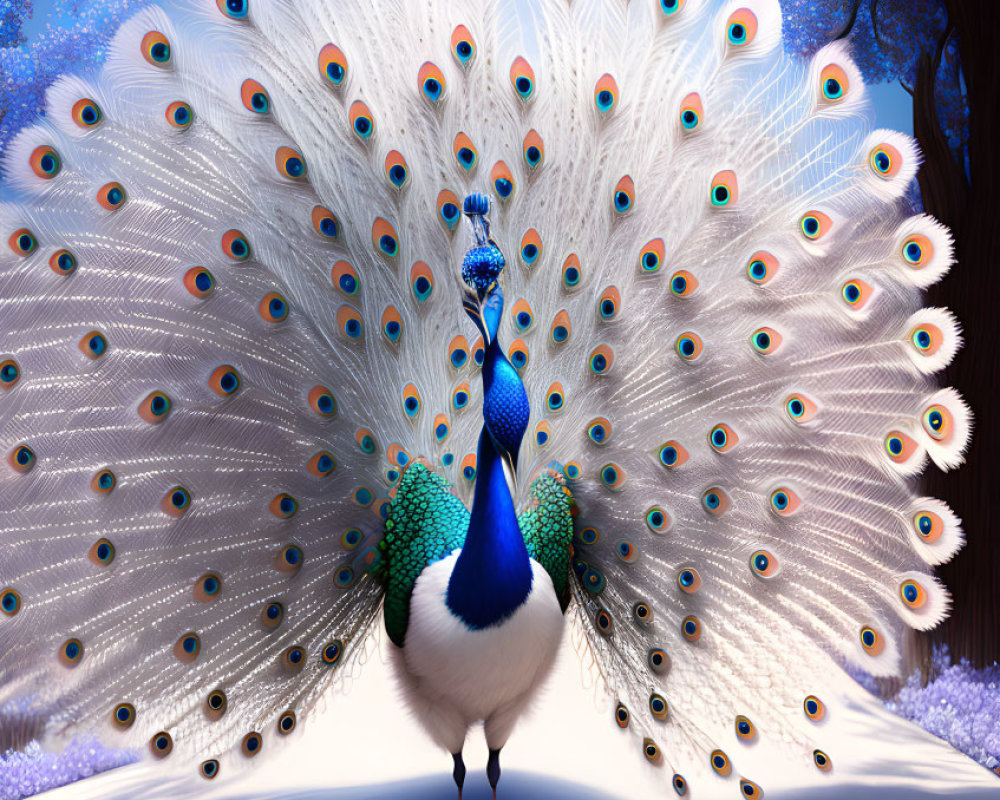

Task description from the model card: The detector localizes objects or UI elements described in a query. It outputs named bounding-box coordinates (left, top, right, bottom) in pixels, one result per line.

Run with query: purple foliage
left=0, top=1, right=33, bottom=47
left=0, top=738, right=137, bottom=800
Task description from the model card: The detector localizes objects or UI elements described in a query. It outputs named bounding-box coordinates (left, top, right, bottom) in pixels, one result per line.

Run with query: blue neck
left=446, top=428, right=532, bottom=629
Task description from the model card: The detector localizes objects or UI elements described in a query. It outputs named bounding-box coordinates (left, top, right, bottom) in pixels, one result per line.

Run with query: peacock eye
left=453, top=132, right=478, bottom=171
left=751, top=326, right=782, bottom=355
left=675, top=332, right=703, bottom=361
left=384, top=150, right=409, bottom=188
left=217, top=0, right=248, bottom=20
left=820, top=64, right=850, bottom=102
left=747, top=251, right=779, bottom=284
left=594, top=74, right=619, bottom=113
left=509, top=56, right=535, bottom=100
left=451, top=25, right=476, bottom=66
left=240, top=79, right=269, bottom=113
left=710, top=170, right=737, bottom=206
left=319, top=43, right=348, bottom=86
left=523, top=130, right=544, bottom=169
left=639, top=239, right=665, bottom=273
left=679, top=92, right=702, bottom=131
left=418, top=62, right=446, bottom=103
left=750, top=549, right=780, bottom=578
left=141, top=31, right=171, bottom=66
left=165, top=101, right=193, bottom=128
left=613, top=175, right=635, bottom=214
left=275, top=146, right=307, bottom=180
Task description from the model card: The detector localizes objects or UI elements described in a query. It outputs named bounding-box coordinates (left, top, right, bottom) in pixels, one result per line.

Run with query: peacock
left=0, top=0, right=989, bottom=798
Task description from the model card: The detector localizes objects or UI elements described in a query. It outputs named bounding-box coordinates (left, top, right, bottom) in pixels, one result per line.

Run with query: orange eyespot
left=258, top=292, right=289, bottom=323
left=702, top=486, right=731, bottom=516
left=149, top=731, right=173, bottom=758
left=275, top=146, right=307, bottom=180
left=7, top=444, right=35, bottom=473
left=750, top=326, right=782, bottom=355
left=97, top=181, right=126, bottom=211
left=913, top=510, right=944, bottom=543
left=735, top=715, right=757, bottom=740
left=613, top=175, right=635, bottom=214
left=275, top=544, right=304, bottom=573
left=402, top=382, right=421, bottom=419
left=448, top=335, right=470, bottom=369
left=410, top=261, right=434, bottom=303
left=901, top=234, right=934, bottom=268
left=508, top=339, right=529, bottom=371
left=657, top=440, right=689, bottom=469
left=372, top=217, right=399, bottom=257
left=330, top=260, right=359, bottom=296
left=869, top=143, right=903, bottom=178
left=460, top=452, right=477, bottom=482
left=161, top=486, right=190, bottom=516
left=710, top=749, right=731, bottom=776
left=208, top=365, right=240, bottom=396
left=0, top=358, right=20, bottom=390
left=750, top=549, right=780, bottom=578
left=594, top=73, right=619, bottom=113
left=433, top=413, right=450, bottom=443
left=452, top=132, right=478, bottom=172
left=800, top=210, right=833, bottom=240
left=173, top=632, right=200, bottom=664
left=682, top=615, right=702, bottom=641
left=769, top=487, right=801, bottom=516
left=380, top=305, right=403, bottom=343
left=523, top=129, right=545, bottom=169
left=355, top=428, right=377, bottom=454
left=270, top=493, right=298, bottom=519
left=183, top=267, right=214, bottom=298
left=240, top=78, right=270, bottom=113
left=740, top=779, right=764, bottom=798
left=165, top=101, right=192, bottom=128
left=510, top=298, right=535, bottom=332
left=899, top=579, right=928, bottom=609
left=88, top=537, right=116, bottom=565
left=307, top=451, right=335, bottom=477
left=645, top=506, right=671, bottom=534
left=615, top=702, right=630, bottom=728
left=336, top=304, right=364, bottom=340
left=600, top=463, right=626, bottom=491
left=221, top=229, right=250, bottom=260
left=747, top=250, right=779, bottom=284
left=241, top=731, right=263, bottom=757
left=804, top=695, right=826, bottom=721
left=277, top=711, right=297, bottom=735
left=311, top=205, right=338, bottom=239
left=677, top=567, right=701, bottom=594
left=679, top=91, right=703, bottom=131
left=29, top=146, right=61, bottom=179
left=639, top=238, right=665, bottom=273
left=643, top=738, right=662, bottom=764
left=562, top=253, right=582, bottom=288
left=318, top=43, right=347, bottom=86
left=417, top=61, right=446, bottom=102
left=841, top=279, right=874, bottom=309
left=589, top=344, right=614, bottom=375
left=649, top=693, right=668, bottom=720
left=490, top=160, right=515, bottom=200
left=710, top=169, right=737, bottom=206
left=138, top=391, right=171, bottom=424
left=534, top=419, right=551, bottom=447
left=384, top=150, right=409, bottom=188
left=437, top=189, right=461, bottom=231
left=520, top=228, right=543, bottom=266
left=216, top=0, right=247, bottom=19
left=451, top=25, right=476, bottom=66
left=348, top=100, right=374, bottom=140
left=597, top=286, right=621, bottom=320
left=725, top=8, right=758, bottom=48
left=860, top=625, right=884, bottom=655
left=308, top=385, right=336, bottom=417
left=785, top=393, right=817, bottom=423
left=669, top=270, right=697, bottom=297
left=884, top=429, right=919, bottom=463
left=675, top=332, right=703, bottom=361
left=587, top=417, right=612, bottom=446
left=546, top=381, right=566, bottom=413
left=141, top=31, right=171, bottom=66
left=708, top=423, right=738, bottom=453
left=813, top=750, right=833, bottom=772
left=510, top=56, right=535, bottom=100
left=910, top=323, right=943, bottom=356
left=922, top=403, right=953, bottom=441
left=71, top=98, right=102, bottom=127
left=78, top=330, right=107, bottom=359
left=550, top=309, right=571, bottom=345
left=111, top=702, right=135, bottom=729
left=194, top=572, right=222, bottom=602
left=820, top=64, right=850, bottom=102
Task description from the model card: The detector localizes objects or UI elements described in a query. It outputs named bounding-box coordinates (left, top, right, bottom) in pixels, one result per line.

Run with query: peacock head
left=459, top=193, right=507, bottom=344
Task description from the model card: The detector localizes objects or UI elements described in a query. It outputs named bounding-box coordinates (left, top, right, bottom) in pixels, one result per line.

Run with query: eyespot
left=352, top=428, right=376, bottom=455
left=173, top=632, right=201, bottom=664
left=274, top=146, right=307, bottom=180
left=820, top=64, right=850, bottom=101
left=0, top=358, right=19, bottom=389
left=138, top=391, right=170, bottom=424
left=78, top=330, right=107, bottom=359
left=307, top=451, right=335, bottom=477
left=747, top=250, right=779, bottom=284
left=589, top=344, right=614, bottom=375
left=323, top=262, right=358, bottom=301
left=639, top=238, right=665, bottom=273
left=594, top=608, right=613, bottom=635
left=258, top=292, right=288, bottom=323
left=562, top=253, right=582, bottom=287
left=379, top=151, right=409, bottom=191
left=884, top=430, right=918, bottom=463
left=451, top=25, right=476, bottom=66
left=165, top=101, right=192, bottom=128
left=8, top=228, right=36, bottom=256
left=460, top=453, right=477, bottom=482
left=649, top=694, right=668, bottom=721
left=899, top=578, right=928, bottom=609
left=205, top=365, right=240, bottom=397
left=901, top=234, right=933, bottom=268
left=339, top=528, right=364, bottom=553
left=87, top=467, right=115, bottom=495
left=520, top=228, right=542, bottom=266
left=510, top=56, right=535, bottom=100
left=205, top=689, right=228, bottom=719
left=306, top=385, right=336, bottom=417
left=677, top=568, right=701, bottom=594
left=349, top=100, right=374, bottom=140
left=708, top=423, right=738, bottom=453
left=648, top=647, right=670, bottom=674
left=29, top=146, right=61, bottom=179
left=702, top=486, right=731, bottom=516
left=675, top=332, right=703, bottom=361
left=922, top=403, right=953, bottom=441
left=8, top=444, right=35, bottom=473
left=546, top=382, right=565, bottom=413
left=710, top=749, right=731, bottom=776
left=597, top=286, right=621, bottom=319
left=740, top=779, right=764, bottom=797
left=402, top=382, right=421, bottom=419
left=319, top=43, right=347, bottom=86
left=735, top=715, right=757, bottom=741
left=658, top=440, right=689, bottom=469
left=679, top=92, right=702, bottom=130
left=59, top=637, right=84, bottom=668
left=841, top=279, right=874, bottom=310
left=860, top=625, right=884, bottom=655
left=179, top=267, right=213, bottom=300
left=579, top=526, right=600, bottom=546
left=311, top=205, right=338, bottom=239
left=371, top=217, right=399, bottom=257
left=436, top=190, right=461, bottom=231
left=750, top=549, right=780, bottom=578
left=530, top=419, right=550, bottom=447
left=485, top=160, right=516, bottom=201
left=149, top=732, right=173, bottom=758
left=710, top=169, right=737, bottom=206
left=221, top=229, right=250, bottom=260
left=241, top=731, right=263, bottom=757
left=505, top=299, right=533, bottom=333
left=804, top=694, right=826, bottom=721
left=672, top=774, right=688, bottom=796
left=275, top=544, right=304, bottom=573
left=508, top=339, right=529, bottom=371
left=615, top=702, right=630, bottom=728
left=800, top=211, right=833, bottom=240
left=441, top=336, right=469, bottom=371
left=72, top=98, right=102, bottom=127
left=0, top=588, right=21, bottom=617
left=97, top=181, right=126, bottom=211
left=550, top=309, right=571, bottom=345
left=261, top=601, right=284, bottom=629
left=586, top=417, right=612, bottom=446
left=193, top=572, right=221, bottom=602
left=682, top=615, right=701, bottom=642
left=613, top=175, right=635, bottom=214
left=472, top=337, right=485, bottom=367
left=269, top=493, right=298, bottom=520
left=240, top=78, right=269, bottom=113
left=726, top=8, right=758, bottom=48
left=417, top=61, right=446, bottom=103
left=141, top=31, right=171, bottom=66
left=769, top=487, right=801, bottom=516
left=601, top=463, right=626, bottom=492
left=594, top=73, right=618, bottom=113
left=277, top=710, right=297, bottom=736
left=913, top=510, right=944, bottom=543
left=523, top=130, right=545, bottom=169
left=645, top=507, right=670, bottom=533
left=785, top=393, right=817, bottom=423
left=452, top=381, right=471, bottom=412
left=633, top=602, right=653, bottom=626
left=643, top=738, right=664, bottom=765
left=669, top=270, right=697, bottom=297
left=410, top=261, right=434, bottom=303
left=152, top=488, right=188, bottom=523
left=813, top=749, right=832, bottom=772
left=88, top=537, right=116, bottom=566
left=909, top=323, right=943, bottom=356
left=751, top=326, right=782, bottom=355
left=111, top=702, right=135, bottom=730
left=200, top=760, right=219, bottom=780
left=217, top=0, right=248, bottom=19
left=452, top=132, right=478, bottom=172
left=868, top=143, right=903, bottom=179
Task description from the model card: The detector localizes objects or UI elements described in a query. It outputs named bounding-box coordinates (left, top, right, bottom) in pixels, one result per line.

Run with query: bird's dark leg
left=487, top=747, right=502, bottom=799
left=452, top=751, right=467, bottom=800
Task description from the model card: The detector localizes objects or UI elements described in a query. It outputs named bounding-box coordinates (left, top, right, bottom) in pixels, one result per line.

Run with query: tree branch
left=833, top=0, right=862, bottom=40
